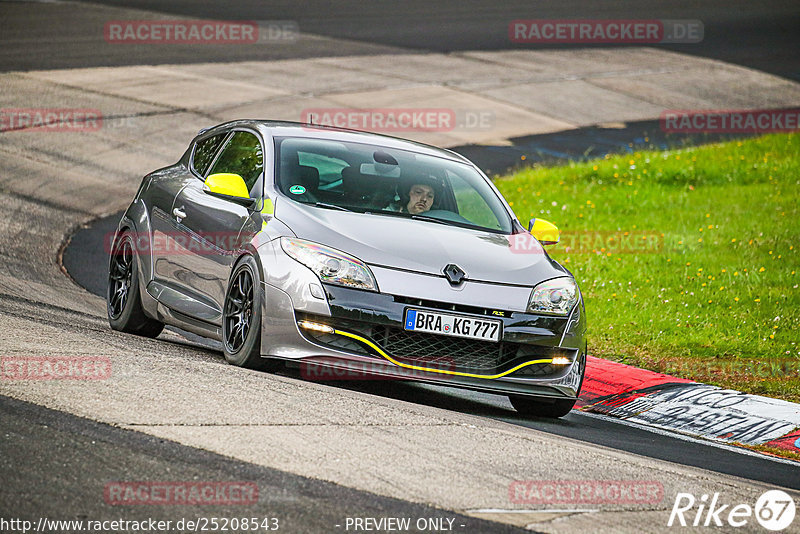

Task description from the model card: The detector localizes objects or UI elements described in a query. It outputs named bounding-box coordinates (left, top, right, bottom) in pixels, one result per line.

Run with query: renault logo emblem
left=443, top=264, right=466, bottom=285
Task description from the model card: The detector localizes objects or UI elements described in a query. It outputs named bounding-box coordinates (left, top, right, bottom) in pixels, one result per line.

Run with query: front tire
left=107, top=231, right=164, bottom=338
left=222, top=255, right=280, bottom=372
left=509, top=395, right=576, bottom=418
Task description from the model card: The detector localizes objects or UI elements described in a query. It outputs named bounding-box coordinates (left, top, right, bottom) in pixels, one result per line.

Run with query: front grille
left=513, top=362, right=559, bottom=377
left=371, top=326, right=519, bottom=371
left=304, top=330, right=371, bottom=356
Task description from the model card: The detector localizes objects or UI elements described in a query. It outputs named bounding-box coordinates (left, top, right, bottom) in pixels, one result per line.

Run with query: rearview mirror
left=203, top=173, right=255, bottom=208
left=360, top=162, right=401, bottom=178
left=528, top=218, right=560, bottom=246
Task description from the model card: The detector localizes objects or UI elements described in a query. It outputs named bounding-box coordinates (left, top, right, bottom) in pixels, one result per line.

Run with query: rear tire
left=107, top=231, right=164, bottom=338
left=509, top=395, right=576, bottom=418
left=222, top=255, right=281, bottom=372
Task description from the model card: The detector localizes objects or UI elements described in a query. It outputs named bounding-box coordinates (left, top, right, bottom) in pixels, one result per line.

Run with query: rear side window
left=207, top=131, right=264, bottom=192
left=192, top=133, right=226, bottom=176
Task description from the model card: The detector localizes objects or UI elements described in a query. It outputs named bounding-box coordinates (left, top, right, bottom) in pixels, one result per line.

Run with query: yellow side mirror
left=203, top=173, right=255, bottom=208
left=528, top=218, right=560, bottom=246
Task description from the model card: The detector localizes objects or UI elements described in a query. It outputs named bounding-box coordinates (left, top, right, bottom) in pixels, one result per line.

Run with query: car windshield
left=274, top=136, right=513, bottom=234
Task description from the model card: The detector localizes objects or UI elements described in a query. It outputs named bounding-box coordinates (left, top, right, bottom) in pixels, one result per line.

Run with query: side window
left=192, top=133, right=226, bottom=176
left=207, top=131, right=264, bottom=193
left=448, top=170, right=503, bottom=230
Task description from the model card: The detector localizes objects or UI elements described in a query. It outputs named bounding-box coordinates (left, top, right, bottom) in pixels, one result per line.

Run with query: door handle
left=173, top=207, right=186, bottom=220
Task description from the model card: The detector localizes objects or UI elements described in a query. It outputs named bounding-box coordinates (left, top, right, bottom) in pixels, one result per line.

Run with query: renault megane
left=107, top=120, right=586, bottom=417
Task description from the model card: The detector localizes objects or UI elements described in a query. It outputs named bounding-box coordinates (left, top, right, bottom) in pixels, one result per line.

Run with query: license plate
left=404, top=309, right=502, bottom=342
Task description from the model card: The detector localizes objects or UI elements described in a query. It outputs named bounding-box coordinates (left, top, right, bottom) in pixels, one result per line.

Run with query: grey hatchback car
left=108, top=120, right=586, bottom=417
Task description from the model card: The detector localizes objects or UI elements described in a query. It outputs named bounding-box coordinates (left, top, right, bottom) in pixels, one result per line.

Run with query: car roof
left=201, top=119, right=471, bottom=165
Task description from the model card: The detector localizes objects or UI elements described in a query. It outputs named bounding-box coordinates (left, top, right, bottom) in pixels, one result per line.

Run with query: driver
left=404, top=183, right=435, bottom=214
left=386, top=176, right=439, bottom=214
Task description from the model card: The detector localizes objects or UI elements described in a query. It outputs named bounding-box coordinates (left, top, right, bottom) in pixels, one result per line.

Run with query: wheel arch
left=112, top=205, right=157, bottom=319
left=228, top=247, right=270, bottom=358
left=237, top=243, right=266, bottom=281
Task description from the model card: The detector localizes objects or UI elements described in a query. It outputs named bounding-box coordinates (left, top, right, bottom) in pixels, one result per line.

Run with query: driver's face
left=407, top=184, right=435, bottom=214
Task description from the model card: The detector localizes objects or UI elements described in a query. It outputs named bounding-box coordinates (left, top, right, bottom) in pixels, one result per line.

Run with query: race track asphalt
left=0, top=394, right=530, bottom=533
left=62, top=205, right=800, bottom=492
left=2, top=1, right=798, bottom=80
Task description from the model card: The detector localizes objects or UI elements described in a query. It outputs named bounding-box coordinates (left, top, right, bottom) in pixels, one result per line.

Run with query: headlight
left=527, top=277, right=579, bottom=315
left=280, top=237, right=378, bottom=291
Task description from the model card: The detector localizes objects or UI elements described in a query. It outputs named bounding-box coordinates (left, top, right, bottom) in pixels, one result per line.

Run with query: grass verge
left=496, top=133, right=800, bottom=402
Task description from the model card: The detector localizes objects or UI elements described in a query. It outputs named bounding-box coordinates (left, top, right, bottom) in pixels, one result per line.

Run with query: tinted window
left=192, top=133, right=226, bottom=176
left=208, top=131, right=264, bottom=193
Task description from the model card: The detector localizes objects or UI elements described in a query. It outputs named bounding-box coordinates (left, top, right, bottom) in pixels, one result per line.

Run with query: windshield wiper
left=309, top=202, right=358, bottom=212
left=360, top=209, right=498, bottom=233
left=364, top=209, right=407, bottom=218
left=383, top=211, right=496, bottom=232
left=410, top=214, right=453, bottom=227
left=366, top=210, right=453, bottom=227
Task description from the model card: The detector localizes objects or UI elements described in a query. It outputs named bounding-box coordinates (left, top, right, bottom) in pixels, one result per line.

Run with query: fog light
left=551, top=356, right=571, bottom=365
left=298, top=320, right=334, bottom=334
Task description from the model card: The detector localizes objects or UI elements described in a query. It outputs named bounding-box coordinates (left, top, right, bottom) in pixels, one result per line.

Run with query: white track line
left=466, top=508, right=599, bottom=513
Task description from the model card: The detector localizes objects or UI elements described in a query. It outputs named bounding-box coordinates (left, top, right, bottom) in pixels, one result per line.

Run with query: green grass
left=495, top=133, right=800, bottom=402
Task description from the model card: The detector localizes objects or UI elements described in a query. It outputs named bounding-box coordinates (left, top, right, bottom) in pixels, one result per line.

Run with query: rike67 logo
left=668, top=490, right=796, bottom=531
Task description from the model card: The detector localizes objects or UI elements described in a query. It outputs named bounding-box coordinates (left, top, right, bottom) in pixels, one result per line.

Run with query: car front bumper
left=257, top=242, right=587, bottom=400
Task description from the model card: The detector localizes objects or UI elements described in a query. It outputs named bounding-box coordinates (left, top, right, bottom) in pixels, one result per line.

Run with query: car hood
left=275, top=200, right=565, bottom=287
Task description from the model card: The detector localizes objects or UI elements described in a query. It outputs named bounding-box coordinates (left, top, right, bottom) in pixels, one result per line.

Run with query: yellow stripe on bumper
left=332, top=329, right=558, bottom=380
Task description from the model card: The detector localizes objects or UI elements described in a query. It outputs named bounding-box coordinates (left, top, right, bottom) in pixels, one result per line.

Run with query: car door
left=150, top=131, right=229, bottom=292
left=165, top=129, right=265, bottom=324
